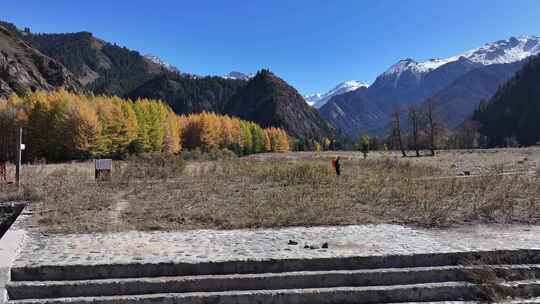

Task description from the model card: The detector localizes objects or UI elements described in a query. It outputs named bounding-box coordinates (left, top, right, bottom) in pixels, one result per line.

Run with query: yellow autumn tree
left=1, top=90, right=292, bottom=161
left=163, top=112, right=181, bottom=153
left=65, top=94, right=101, bottom=159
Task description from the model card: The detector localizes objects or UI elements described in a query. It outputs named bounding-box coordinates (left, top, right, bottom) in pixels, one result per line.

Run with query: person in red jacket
left=331, top=157, right=341, bottom=176
left=0, top=161, right=6, bottom=183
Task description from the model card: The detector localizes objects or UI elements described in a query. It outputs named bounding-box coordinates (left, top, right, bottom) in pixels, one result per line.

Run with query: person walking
left=331, top=157, right=341, bottom=176
left=0, top=161, right=6, bottom=183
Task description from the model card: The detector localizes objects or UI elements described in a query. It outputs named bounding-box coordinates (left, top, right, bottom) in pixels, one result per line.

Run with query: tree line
left=357, top=98, right=485, bottom=156
left=0, top=90, right=290, bottom=163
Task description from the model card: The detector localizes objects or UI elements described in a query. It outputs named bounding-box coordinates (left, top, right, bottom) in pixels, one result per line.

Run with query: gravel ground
left=14, top=224, right=540, bottom=268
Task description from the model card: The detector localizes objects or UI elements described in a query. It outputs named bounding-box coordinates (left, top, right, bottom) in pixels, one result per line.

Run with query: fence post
left=15, top=127, right=22, bottom=188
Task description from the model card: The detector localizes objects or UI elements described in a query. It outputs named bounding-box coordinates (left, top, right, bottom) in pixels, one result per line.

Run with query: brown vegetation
left=1, top=149, right=538, bottom=234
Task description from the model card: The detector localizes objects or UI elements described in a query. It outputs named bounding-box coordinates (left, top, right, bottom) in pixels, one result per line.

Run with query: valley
left=1, top=20, right=539, bottom=148
left=2, top=3, right=540, bottom=303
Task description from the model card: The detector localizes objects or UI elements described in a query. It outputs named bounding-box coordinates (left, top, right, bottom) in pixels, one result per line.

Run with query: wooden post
left=15, top=127, right=22, bottom=188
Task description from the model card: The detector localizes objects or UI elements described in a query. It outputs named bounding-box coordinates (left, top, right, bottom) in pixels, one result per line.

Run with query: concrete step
left=410, top=302, right=540, bottom=304
left=8, top=264, right=540, bottom=300
left=11, top=249, right=540, bottom=282
left=8, top=281, right=484, bottom=304
left=10, top=281, right=540, bottom=304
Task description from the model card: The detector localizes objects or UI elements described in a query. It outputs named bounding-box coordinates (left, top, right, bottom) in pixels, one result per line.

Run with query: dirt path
left=108, top=190, right=131, bottom=231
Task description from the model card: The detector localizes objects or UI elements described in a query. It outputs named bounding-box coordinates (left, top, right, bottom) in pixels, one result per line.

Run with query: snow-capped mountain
left=144, top=54, right=180, bottom=73
left=382, top=36, right=540, bottom=82
left=222, top=71, right=254, bottom=81
left=305, top=80, right=368, bottom=108
left=320, top=35, right=540, bottom=136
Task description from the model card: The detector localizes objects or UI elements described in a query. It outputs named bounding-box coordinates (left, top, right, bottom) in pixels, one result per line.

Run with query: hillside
left=127, top=73, right=246, bottom=114
left=226, top=70, right=334, bottom=139
left=0, top=23, right=80, bottom=96
left=430, top=60, right=526, bottom=127
left=24, top=31, right=167, bottom=96
left=473, top=55, right=540, bottom=146
left=1, top=21, right=332, bottom=141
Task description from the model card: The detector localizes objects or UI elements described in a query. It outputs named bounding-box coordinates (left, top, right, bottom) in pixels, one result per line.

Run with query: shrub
left=117, top=153, right=185, bottom=181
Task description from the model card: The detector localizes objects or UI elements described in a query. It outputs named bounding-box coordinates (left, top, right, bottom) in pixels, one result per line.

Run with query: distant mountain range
left=304, top=80, right=368, bottom=108
left=319, top=35, right=540, bottom=136
left=0, top=21, right=333, bottom=140
left=1, top=19, right=538, bottom=143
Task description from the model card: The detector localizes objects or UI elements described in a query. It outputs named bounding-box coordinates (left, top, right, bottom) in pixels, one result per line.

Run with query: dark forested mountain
left=0, top=23, right=81, bottom=97
left=226, top=70, right=334, bottom=139
left=2, top=21, right=332, bottom=140
left=320, top=36, right=540, bottom=136
left=128, top=73, right=246, bottom=114
left=24, top=31, right=167, bottom=96
left=473, top=55, right=540, bottom=146
left=429, top=60, right=526, bottom=128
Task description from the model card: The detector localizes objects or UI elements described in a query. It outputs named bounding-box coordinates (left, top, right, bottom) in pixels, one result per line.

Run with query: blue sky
left=2, top=0, right=540, bottom=95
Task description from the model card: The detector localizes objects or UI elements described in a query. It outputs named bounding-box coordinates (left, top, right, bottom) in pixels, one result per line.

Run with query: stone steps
left=8, top=265, right=540, bottom=300
left=10, top=249, right=540, bottom=281
left=8, top=249, right=540, bottom=303
left=8, top=281, right=540, bottom=304
left=5, top=282, right=485, bottom=304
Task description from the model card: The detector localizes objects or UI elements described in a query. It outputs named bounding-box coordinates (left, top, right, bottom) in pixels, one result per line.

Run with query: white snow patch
left=305, top=80, right=368, bottom=108
left=383, top=35, right=540, bottom=78
left=144, top=54, right=180, bottom=73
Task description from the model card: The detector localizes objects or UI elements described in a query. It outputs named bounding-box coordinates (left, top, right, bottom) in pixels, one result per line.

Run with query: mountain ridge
left=320, top=35, right=540, bottom=136
left=2, top=20, right=332, bottom=140
left=226, top=70, right=334, bottom=140
left=305, top=80, right=368, bottom=108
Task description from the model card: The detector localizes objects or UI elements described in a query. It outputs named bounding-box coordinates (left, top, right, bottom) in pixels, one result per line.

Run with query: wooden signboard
left=95, top=159, right=112, bottom=181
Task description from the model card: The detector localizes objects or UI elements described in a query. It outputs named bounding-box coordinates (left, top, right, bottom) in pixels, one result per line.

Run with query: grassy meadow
left=1, top=148, right=539, bottom=234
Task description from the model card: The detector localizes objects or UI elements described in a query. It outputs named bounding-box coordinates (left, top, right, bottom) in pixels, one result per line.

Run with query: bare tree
left=424, top=97, right=444, bottom=156
left=408, top=105, right=420, bottom=157
left=390, top=106, right=407, bottom=157
left=455, top=118, right=481, bottom=149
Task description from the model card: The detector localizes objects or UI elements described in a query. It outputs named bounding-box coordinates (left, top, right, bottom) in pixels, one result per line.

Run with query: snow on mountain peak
left=382, top=35, right=540, bottom=78
left=144, top=54, right=180, bottom=73
left=222, top=71, right=254, bottom=81
left=305, top=80, right=368, bottom=108
left=460, top=35, right=540, bottom=66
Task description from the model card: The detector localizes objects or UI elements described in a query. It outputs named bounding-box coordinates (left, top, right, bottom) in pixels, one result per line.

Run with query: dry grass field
left=1, top=148, right=539, bottom=234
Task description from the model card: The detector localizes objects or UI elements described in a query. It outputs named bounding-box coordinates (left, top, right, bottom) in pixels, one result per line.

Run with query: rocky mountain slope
left=24, top=31, right=168, bottom=96
left=0, top=23, right=80, bottom=97
left=320, top=36, right=540, bottom=136
left=473, top=54, right=540, bottom=146
left=226, top=70, right=334, bottom=139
